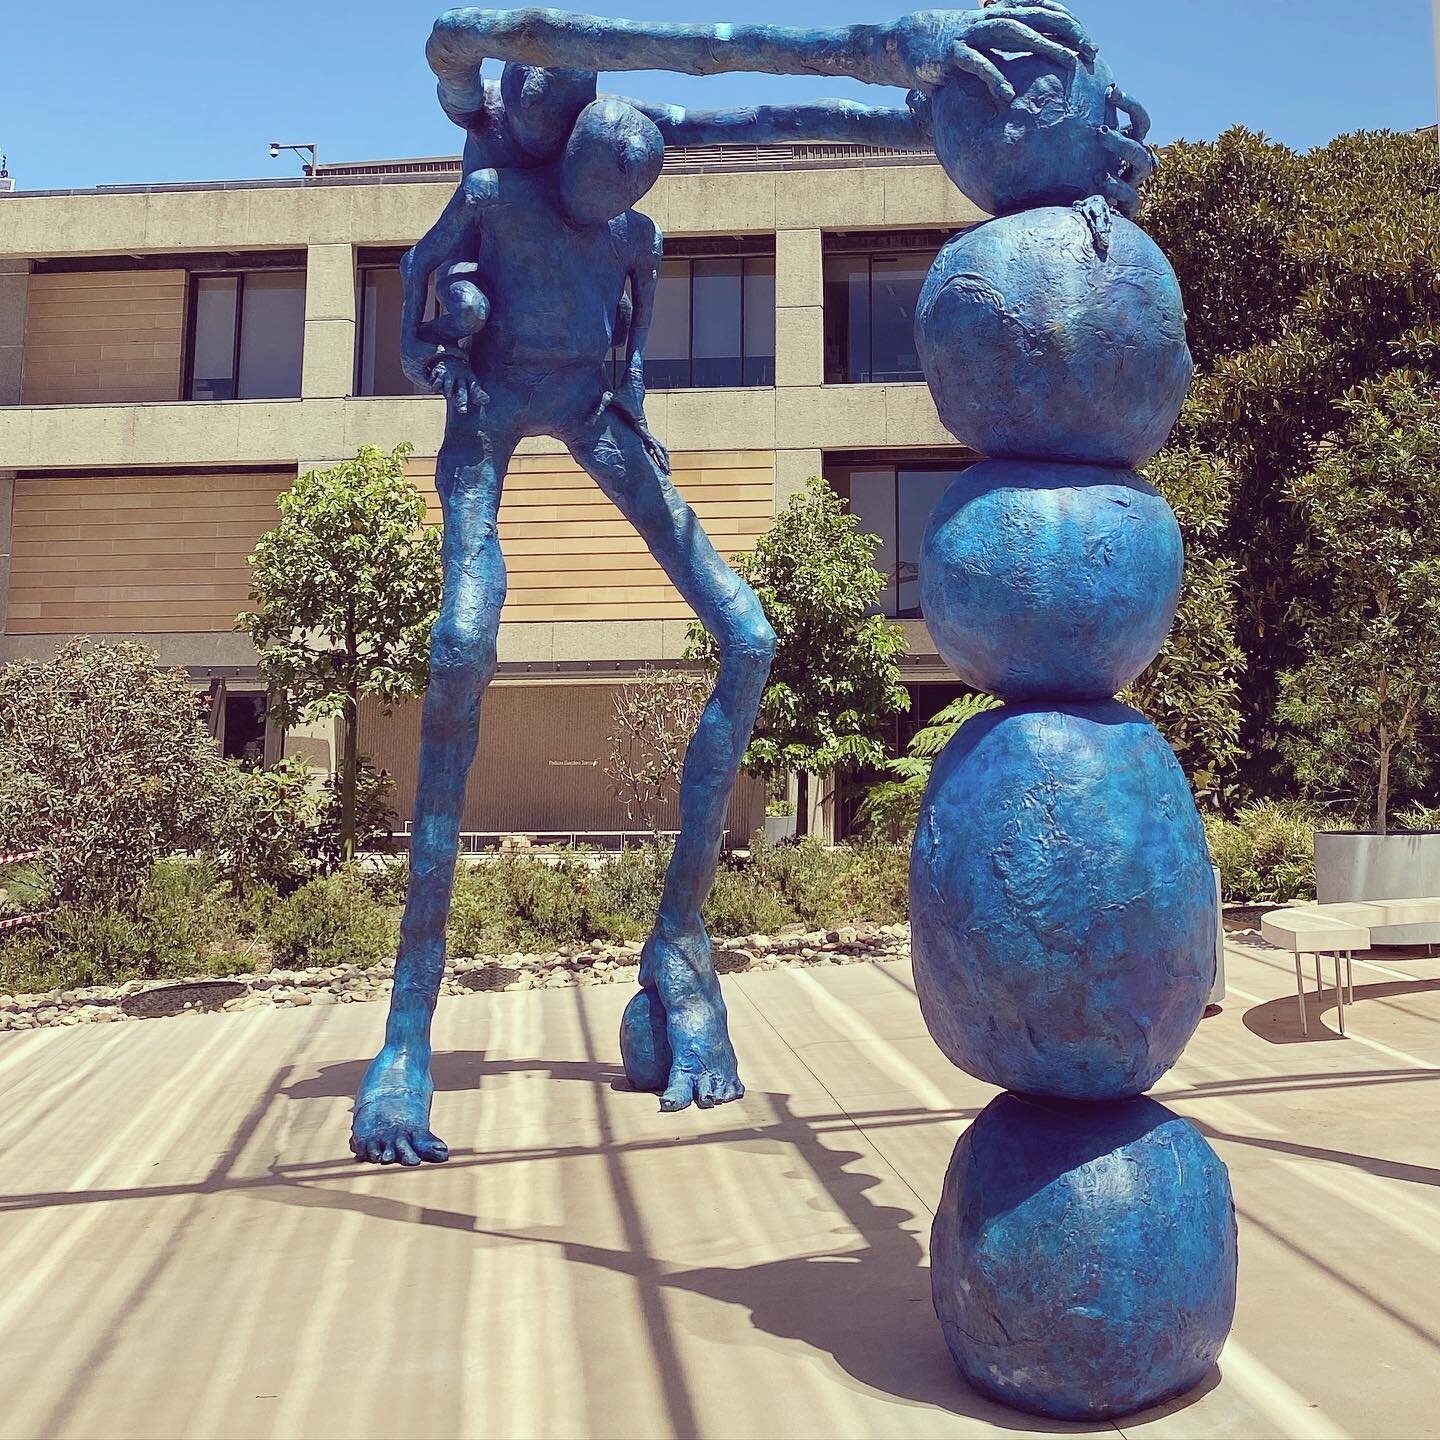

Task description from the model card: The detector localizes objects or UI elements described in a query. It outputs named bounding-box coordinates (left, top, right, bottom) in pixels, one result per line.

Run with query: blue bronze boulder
left=910, top=701, right=1216, bottom=1099
left=929, top=53, right=1123, bottom=217
left=920, top=460, right=1182, bottom=701
left=915, top=205, right=1192, bottom=467
left=931, top=1092, right=1237, bottom=1420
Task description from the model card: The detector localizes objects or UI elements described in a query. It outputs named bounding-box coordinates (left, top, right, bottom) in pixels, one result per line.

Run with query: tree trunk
left=341, top=687, right=359, bottom=862
left=795, top=770, right=810, bottom=839
left=1376, top=729, right=1390, bottom=838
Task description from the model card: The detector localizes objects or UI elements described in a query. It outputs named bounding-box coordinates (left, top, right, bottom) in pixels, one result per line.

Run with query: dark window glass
left=742, top=257, right=776, bottom=386
left=823, top=254, right=869, bottom=384
left=189, top=276, right=239, bottom=400
left=835, top=464, right=970, bottom=618
left=868, top=254, right=929, bottom=383
left=237, top=271, right=305, bottom=399
left=356, top=267, right=444, bottom=397
left=896, top=467, right=960, bottom=616
left=222, top=692, right=268, bottom=766
left=187, top=270, right=305, bottom=400
left=645, top=258, right=693, bottom=390
left=691, top=257, right=743, bottom=388
left=844, top=468, right=900, bottom=616
left=824, top=248, right=938, bottom=383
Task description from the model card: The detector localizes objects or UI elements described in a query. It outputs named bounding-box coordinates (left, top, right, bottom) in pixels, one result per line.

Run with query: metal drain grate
left=121, top=980, right=248, bottom=1018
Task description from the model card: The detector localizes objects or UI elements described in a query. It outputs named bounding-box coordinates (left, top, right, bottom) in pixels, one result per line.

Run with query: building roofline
left=2, top=140, right=938, bottom=200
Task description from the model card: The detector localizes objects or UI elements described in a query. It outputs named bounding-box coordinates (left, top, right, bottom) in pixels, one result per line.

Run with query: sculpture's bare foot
left=350, top=1044, right=449, bottom=1165
left=642, top=931, right=745, bottom=1113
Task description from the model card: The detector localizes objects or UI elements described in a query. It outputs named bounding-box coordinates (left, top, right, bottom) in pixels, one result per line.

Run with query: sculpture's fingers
left=971, top=16, right=1082, bottom=69
left=1107, top=84, right=1153, bottom=143
left=950, top=43, right=1015, bottom=106
left=394, top=1134, right=422, bottom=1167
left=1098, top=127, right=1157, bottom=185
left=982, top=5, right=1097, bottom=59
left=415, top=1130, right=449, bottom=1163
left=378, top=1140, right=397, bottom=1165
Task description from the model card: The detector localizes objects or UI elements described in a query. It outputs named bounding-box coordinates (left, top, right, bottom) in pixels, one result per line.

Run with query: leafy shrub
left=266, top=868, right=395, bottom=969
left=747, top=836, right=909, bottom=927
left=1204, top=802, right=1318, bottom=904
left=702, top=861, right=794, bottom=937
left=0, top=639, right=235, bottom=910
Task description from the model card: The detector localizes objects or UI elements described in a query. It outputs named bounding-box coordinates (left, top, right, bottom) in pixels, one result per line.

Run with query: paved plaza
left=1, top=937, right=1437, bottom=1439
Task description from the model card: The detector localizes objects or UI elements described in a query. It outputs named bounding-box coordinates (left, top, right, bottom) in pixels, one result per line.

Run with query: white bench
left=1260, top=899, right=1440, bottom=1036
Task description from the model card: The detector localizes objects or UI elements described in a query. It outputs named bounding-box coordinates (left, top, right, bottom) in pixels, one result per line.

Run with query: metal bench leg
left=1333, top=952, right=1346, bottom=1036
left=1294, top=952, right=1308, bottom=1036
left=1347, top=950, right=1355, bottom=1003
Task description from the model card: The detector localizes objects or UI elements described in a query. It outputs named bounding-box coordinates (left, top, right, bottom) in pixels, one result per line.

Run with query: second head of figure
left=560, top=98, right=665, bottom=226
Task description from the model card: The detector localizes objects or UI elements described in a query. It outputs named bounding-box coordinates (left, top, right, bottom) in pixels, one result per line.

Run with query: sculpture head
left=930, top=52, right=1129, bottom=216
left=559, top=98, right=664, bottom=226
left=500, top=63, right=598, bottom=159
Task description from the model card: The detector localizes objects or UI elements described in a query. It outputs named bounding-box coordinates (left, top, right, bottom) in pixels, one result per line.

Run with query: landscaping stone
left=0, top=920, right=910, bottom=1031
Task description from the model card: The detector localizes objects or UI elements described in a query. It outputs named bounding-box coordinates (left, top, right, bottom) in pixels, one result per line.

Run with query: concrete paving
left=1, top=937, right=1438, bottom=1439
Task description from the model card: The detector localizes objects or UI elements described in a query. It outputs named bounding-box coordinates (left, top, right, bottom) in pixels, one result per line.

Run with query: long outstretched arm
left=428, top=7, right=1097, bottom=108
left=627, top=95, right=932, bottom=152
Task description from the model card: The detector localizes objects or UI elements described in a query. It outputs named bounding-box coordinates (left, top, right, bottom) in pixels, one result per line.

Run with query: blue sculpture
left=916, top=203, right=1193, bottom=467
left=920, top=461, right=1183, bottom=700
left=351, top=4, right=1238, bottom=1425
left=910, top=700, right=1216, bottom=1099
left=932, top=1093, right=1237, bottom=1420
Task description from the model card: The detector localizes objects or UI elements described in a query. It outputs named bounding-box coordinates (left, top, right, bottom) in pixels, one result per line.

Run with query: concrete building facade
left=0, top=144, right=981, bottom=841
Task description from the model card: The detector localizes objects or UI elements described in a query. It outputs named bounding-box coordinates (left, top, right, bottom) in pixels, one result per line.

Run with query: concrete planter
left=1315, top=830, right=1440, bottom=944
left=764, top=813, right=798, bottom=846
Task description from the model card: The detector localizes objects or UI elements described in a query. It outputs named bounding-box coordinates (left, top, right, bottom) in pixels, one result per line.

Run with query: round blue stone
left=620, top=988, right=671, bottom=1093
left=915, top=207, right=1193, bottom=467
left=932, top=1092, right=1237, bottom=1421
left=920, top=460, right=1182, bottom=701
left=929, top=52, right=1122, bottom=218
left=911, top=701, right=1216, bottom=1099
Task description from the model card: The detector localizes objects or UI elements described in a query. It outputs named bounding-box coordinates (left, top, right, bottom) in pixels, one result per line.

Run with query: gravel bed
left=0, top=923, right=912, bottom=1031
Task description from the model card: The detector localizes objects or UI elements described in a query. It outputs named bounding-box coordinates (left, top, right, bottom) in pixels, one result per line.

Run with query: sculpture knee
left=428, top=597, right=501, bottom=705
left=721, top=589, right=777, bottom=673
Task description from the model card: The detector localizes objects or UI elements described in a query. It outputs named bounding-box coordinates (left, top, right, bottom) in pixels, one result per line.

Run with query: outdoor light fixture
left=268, top=141, right=319, bottom=176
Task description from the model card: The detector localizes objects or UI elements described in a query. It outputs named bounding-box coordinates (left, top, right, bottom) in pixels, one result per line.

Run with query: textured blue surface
left=929, top=52, right=1142, bottom=217
left=932, top=1092, right=1237, bottom=1421
left=910, top=701, right=1217, bottom=1100
left=916, top=204, right=1193, bottom=467
left=920, top=459, right=1183, bottom=701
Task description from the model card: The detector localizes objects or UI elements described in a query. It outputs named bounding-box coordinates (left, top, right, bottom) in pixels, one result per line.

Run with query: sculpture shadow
left=284, top=1050, right=625, bottom=1102
left=1243, top=977, right=1440, bottom=1047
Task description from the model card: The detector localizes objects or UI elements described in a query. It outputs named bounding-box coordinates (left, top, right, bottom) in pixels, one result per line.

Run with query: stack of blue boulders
left=909, top=59, right=1238, bottom=1422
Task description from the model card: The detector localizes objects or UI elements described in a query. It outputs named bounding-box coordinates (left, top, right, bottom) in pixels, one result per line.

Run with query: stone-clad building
left=0, top=142, right=982, bottom=840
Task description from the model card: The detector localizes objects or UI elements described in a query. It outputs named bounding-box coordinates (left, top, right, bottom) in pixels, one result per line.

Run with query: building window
left=186, top=270, right=305, bottom=400
left=823, top=248, right=939, bottom=384
left=356, top=266, right=441, bottom=397
left=831, top=463, right=971, bottom=617
left=613, top=254, right=776, bottom=390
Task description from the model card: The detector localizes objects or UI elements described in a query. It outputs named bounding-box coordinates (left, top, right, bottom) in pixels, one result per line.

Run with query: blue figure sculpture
left=357, top=5, right=1237, bottom=1425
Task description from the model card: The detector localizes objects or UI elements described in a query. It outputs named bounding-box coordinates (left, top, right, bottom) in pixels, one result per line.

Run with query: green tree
left=0, top=639, right=230, bottom=910
left=1123, top=447, right=1245, bottom=807
left=238, top=444, right=442, bottom=860
left=688, top=477, right=909, bottom=836
left=1276, top=376, right=1440, bottom=834
left=855, top=692, right=999, bottom=841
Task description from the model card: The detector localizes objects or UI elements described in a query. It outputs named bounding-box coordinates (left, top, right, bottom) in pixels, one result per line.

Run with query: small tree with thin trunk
left=1277, top=376, right=1440, bottom=835
left=238, top=444, right=442, bottom=860
left=688, top=476, right=909, bottom=836
left=605, top=667, right=709, bottom=834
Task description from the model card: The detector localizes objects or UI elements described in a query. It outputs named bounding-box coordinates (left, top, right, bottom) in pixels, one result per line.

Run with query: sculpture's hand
left=891, top=4, right=1098, bottom=103
left=1095, top=84, right=1158, bottom=217
left=607, top=374, right=671, bottom=476
left=430, top=353, right=487, bottom=416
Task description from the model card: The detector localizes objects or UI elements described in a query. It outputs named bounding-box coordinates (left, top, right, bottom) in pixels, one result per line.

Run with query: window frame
left=181, top=266, right=306, bottom=402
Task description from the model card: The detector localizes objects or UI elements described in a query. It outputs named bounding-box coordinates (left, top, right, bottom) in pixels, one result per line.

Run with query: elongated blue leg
left=569, top=406, right=775, bottom=1112
left=351, top=411, right=517, bottom=1164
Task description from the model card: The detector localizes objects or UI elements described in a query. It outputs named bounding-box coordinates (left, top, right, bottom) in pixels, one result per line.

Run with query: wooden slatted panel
left=6, top=470, right=291, bottom=634
left=358, top=687, right=765, bottom=839
left=20, top=270, right=188, bottom=405
left=407, top=449, right=774, bottom=622
left=7, top=450, right=774, bottom=635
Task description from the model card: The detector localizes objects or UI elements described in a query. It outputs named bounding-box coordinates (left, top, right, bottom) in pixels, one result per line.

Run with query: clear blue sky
left=3, top=1, right=1435, bottom=190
